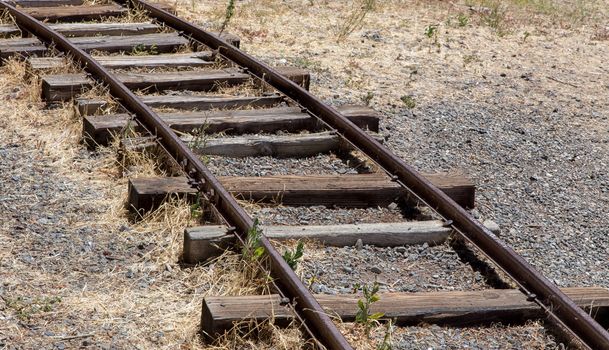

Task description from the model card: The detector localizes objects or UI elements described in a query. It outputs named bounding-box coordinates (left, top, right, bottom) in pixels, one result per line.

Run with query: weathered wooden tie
left=12, top=0, right=82, bottom=7
left=75, top=94, right=284, bottom=116
left=0, top=21, right=160, bottom=38
left=189, top=131, right=384, bottom=158
left=122, top=131, right=380, bottom=158
left=42, top=67, right=309, bottom=101
left=83, top=106, right=379, bottom=146
left=42, top=70, right=249, bottom=101
left=201, top=287, right=609, bottom=338
left=20, top=3, right=174, bottom=21
left=23, top=4, right=128, bottom=21
left=0, top=32, right=189, bottom=59
left=183, top=220, right=500, bottom=263
left=220, top=174, right=474, bottom=208
left=28, top=52, right=214, bottom=71
left=127, top=174, right=474, bottom=213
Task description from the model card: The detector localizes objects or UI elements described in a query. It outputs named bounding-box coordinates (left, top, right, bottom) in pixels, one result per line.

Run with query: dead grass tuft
left=210, top=319, right=308, bottom=349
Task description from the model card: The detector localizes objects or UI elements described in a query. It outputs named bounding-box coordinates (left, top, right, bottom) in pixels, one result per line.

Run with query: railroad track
left=0, top=0, right=607, bottom=348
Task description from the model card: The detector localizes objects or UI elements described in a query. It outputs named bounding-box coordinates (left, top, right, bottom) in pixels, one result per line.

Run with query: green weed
left=188, top=124, right=209, bottom=150
left=131, top=44, right=158, bottom=56
left=190, top=193, right=203, bottom=219
left=458, top=13, right=469, bottom=27
left=355, top=281, right=384, bottom=337
left=282, top=241, right=304, bottom=270
left=400, top=95, right=416, bottom=109
left=292, top=57, right=319, bottom=70
left=424, top=24, right=439, bottom=46
left=362, top=91, right=374, bottom=106
left=4, top=296, right=61, bottom=321
left=484, top=5, right=503, bottom=28
left=219, top=0, right=236, bottom=35
left=462, top=54, right=481, bottom=66
left=122, top=119, right=137, bottom=138
left=377, top=319, right=394, bottom=350
left=242, top=218, right=264, bottom=261
left=424, top=24, right=437, bottom=39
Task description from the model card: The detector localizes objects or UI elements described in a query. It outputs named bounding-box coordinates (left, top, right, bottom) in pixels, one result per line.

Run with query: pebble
left=370, top=266, right=382, bottom=274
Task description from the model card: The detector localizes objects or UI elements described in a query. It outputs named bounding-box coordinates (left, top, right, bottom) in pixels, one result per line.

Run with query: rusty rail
left=123, top=1, right=609, bottom=349
left=0, top=2, right=353, bottom=349
left=3, top=0, right=608, bottom=348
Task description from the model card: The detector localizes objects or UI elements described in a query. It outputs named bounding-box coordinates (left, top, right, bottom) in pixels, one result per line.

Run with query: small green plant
left=457, top=13, right=469, bottom=27
left=282, top=241, right=304, bottom=270
left=481, top=3, right=508, bottom=36
left=400, top=95, right=416, bottom=109
left=122, top=119, right=136, bottom=138
left=131, top=44, right=158, bottom=56
left=337, top=0, right=376, bottom=41
left=377, top=319, right=394, bottom=350
left=4, top=296, right=61, bottom=321
left=219, top=0, right=236, bottom=35
left=424, top=24, right=437, bottom=38
left=355, top=282, right=384, bottom=337
left=522, top=31, right=530, bottom=42
left=424, top=24, right=439, bottom=46
left=188, top=124, right=209, bottom=150
left=190, top=193, right=203, bottom=219
left=293, top=57, right=319, bottom=70
left=463, top=54, right=480, bottom=66
left=242, top=218, right=264, bottom=261
left=362, top=91, right=374, bottom=106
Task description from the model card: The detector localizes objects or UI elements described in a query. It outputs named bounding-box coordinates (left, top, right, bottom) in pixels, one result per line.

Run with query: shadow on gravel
left=448, top=236, right=512, bottom=289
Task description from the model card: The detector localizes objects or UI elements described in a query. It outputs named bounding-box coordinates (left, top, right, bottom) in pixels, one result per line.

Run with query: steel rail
left=127, top=1, right=609, bottom=349
left=0, top=2, right=353, bottom=349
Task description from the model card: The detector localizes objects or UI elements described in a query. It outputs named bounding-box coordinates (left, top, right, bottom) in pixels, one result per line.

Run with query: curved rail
left=124, top=1, right=609, bottom=349
left=0, top=2, right=354, bottom=349
left=3, top=0, right=608, bottom=348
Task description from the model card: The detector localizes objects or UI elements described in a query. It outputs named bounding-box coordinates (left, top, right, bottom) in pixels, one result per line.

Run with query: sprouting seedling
left=190, top=193, right=202, bottom=219
left=131, top=44, right=158, bottom=56
left=457, top=13, right=469, bottom=27
left=362, top=91, right=374, bottom=106
left=377, top=318, right=394, bottom=350
left=424, top=24, right=437, bottom=38
left=122, top=119, right=136, bottom=138
left=219, top=0, right=236, bottom=35
left=282, top=241, right=304, bottom=270
left=424, top=24, right=439, bottom=46
left=355, top=281, right=384, bottom=337
left=188, top=124, right=209, bottom=150
left=400, top=95, right=416, bottom=109
left=242, top=218, right=264, bottom=261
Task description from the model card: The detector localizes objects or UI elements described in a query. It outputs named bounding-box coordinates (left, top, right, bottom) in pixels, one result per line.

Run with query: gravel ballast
left=2, top=0, right=608, bottom=349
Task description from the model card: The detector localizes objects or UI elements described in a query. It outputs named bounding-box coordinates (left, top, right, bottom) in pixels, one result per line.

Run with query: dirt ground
left=0, top=0, right=608, bottom=349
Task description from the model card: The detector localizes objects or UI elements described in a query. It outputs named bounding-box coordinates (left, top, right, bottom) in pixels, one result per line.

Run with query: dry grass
left=173, top=0, right=608, bottom=111
left=2, top=0, right=607, bottom=348
left=0, top=59, right=302, bottom=349
left=0, top=58, right=82, bottom=166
